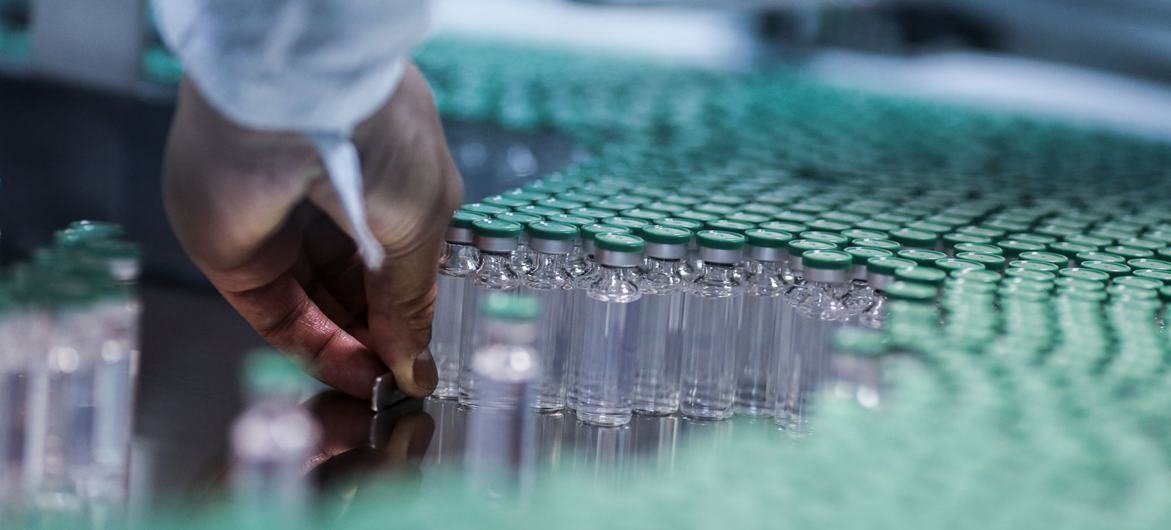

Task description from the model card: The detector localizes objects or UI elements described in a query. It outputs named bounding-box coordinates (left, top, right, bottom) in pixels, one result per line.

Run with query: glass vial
left=565, top=224, right=632, bottom=412
left=430, top=211, right=486, bottom=399
left=459, top=218, right=524, bottom=408
left=679, top=230, right=746, bottom=420
left=520, top=221, right=579, bottom=411
left=574, top=233, right=645, bottom=426
left=734, top=229, right=793, bottom=416
left=631, top=225, right=690, bottom=415
left=858, top=257, right=917, bottom=329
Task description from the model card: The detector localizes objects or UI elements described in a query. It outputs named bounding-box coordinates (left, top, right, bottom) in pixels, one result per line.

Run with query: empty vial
left=430, top=211, right=486, bottom=399
left=858, top=256, right=917, bottom=329
left=767, top=239, right=836, bottom=415
left=565, top=224, right=632, bottom=411
left=680, top=230, right=747, bottom=420
left=459, top=218, right=524, bottom=408
left=231, top=352, right=320, bottom=530
left=521, top=221, right=579, bottom=411
left=775, top=249, right=855, bottom=428
left=464, top=294, right=540, bottom=498
left=841, top=246, right=894, bottom=316
left=575, top=233, right=645, bottom=426
left=734, top=229, right=793, bottom=417
left=632, top=225, right=691, bottom=415
left=496, top=211, right=542, bottom=275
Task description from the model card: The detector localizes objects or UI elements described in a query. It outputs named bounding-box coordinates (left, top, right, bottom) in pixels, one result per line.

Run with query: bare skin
left=163, top=63, right=463, bottom=399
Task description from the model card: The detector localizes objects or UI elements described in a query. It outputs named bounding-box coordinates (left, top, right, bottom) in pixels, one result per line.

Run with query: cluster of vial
left=0, top=221, right=141, bottom=524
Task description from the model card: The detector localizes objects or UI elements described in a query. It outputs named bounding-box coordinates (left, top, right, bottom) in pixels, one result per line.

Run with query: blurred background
left=2, top=0, right=1171, bottom=518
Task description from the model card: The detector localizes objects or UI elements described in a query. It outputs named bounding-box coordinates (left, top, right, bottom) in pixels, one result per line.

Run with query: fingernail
left=412, top=349, right=438, bottom=393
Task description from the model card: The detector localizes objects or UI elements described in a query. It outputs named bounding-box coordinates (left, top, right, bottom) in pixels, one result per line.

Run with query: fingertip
left=391, top=349, right=437, bottom=398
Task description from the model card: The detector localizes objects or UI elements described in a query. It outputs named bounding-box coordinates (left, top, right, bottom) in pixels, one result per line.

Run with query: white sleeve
left=155, top=0, right=434, bottom=270
left=154, top=0, right=432, bottom=133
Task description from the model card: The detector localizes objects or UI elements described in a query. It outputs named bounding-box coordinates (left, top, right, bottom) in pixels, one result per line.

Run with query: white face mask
left=155, top=0, right=433, bottom=269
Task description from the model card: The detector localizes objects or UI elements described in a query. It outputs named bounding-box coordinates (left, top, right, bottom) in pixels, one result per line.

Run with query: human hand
left=163, top=63, right=463, bottom=398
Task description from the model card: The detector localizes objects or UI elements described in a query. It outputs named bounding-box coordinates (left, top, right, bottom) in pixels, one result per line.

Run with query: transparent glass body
left=23, top=305, right=103, bottom=511
left=575, top=265, right=641, bottom=426
left=734, top=260, right=785, bottom=416
left=843, top=278, right=875, bottom=318
left=858, top=290, right=889, bottom=329
left=464, top=319, right=538, bottom=499
left=231, top=398, right=319, bottom=530
left=679, top=263, right=744, bottom=420
left=774, top=278, right=853, bottom=428
left=564, top=254, right=599, bottom=410
left=458, top=251, right=520, bottom=407
left=511, top=242, right=535, bottom=276
left=432, top=242, right=480, bottom=399
left=91, top=295, right=140, bottom=502
left=521, top=250, right=572, bottom=411
left=0, top=311, right=44, bottom=513
left=632, top=257, right=685, bottom=415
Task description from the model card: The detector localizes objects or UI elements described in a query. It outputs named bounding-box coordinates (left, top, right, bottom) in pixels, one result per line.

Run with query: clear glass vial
left=565, top=224, right=632, bottom=411
left=574, top=233, right=645, bottom=426
left=459, top=218, right=524, bottom=408
left=520, top=220, right=579, bottom=411
left=631, top=224, right=691, bottom=415
left=734, top=229, right=793, bottom=416
left=679, top=230, right=746, bottom=420
left=430, top=211, right=487, bottom=399
left=857, top=256, right=917, bottom=329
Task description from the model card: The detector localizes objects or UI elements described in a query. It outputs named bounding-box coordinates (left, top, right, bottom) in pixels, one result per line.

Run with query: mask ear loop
left=311, top=132, right=386, bottom=271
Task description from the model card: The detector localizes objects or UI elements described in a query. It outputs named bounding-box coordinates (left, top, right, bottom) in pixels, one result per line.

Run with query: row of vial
left=0, top=222, right=141, bottom=523
left=429, top=209, right=914, bottom=427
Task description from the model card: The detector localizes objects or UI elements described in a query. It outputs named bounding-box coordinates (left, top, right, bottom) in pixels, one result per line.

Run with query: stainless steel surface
left=371, top=374, right=406, bottom=413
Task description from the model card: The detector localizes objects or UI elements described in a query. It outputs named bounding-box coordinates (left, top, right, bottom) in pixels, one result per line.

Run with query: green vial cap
left=1018, top=251, right=1067, bottom=266
left=604, top=217, right=650, bottom=230
left=775, top=211, right=815, bottom=224
left=954, top=252, right=1006, bottom=271
left=867, top=256, right=917, bottom=276
left=897, top=249, right=948, bottom=267
left=841, top=229, right=888, bottom=241
left=906, top=221, right=951, bottom=235
left=760, top=221, right=807, bottom=234
left=745, top=229, right=794, bottom=248
left=844, top=246, right=893, bottom=265
left=588, top=198, right=635, bottom=212
left=1047, top=241, right=1093, bottom=259
left=855, top=219, right=899, bottom=232
left=1082, top=261, right=1132, bottom=278
left=461, top=202, right=508, bottom=216
left=516, top=204, right=563, bottom=218
left=806, top=219, right=851, bottom=233
left=1133, top=269, right=1171, bottom=285
left=833, top=328, right=887, bottom=358
left=1108, top=284, right=1158, bottom=300
left=1076, top=251, right=1125, bottom=264
left=482, top=195, right=528, bottom=209
left=548, top=213, right=597, bottom=228
left=581, top=223, right=632, bottom=241
left=1009, top=260, right=1059, bottom=273
left=1117, top=237, right=1163, bottom=251
left=996, top=240, right=1046, bottom=257
left=472, top=218, right=523, bottom=238
left=1005, top=268, right=1056, bottom=282
left=495, top=211, right=541, bottom=225
left=1058, top=267, right=1111, bottom=282
left=696, top=230, right=747, bottom=250
left=890, top=228, right=938, bottom=249
left=943, top=232, right=993, bottom=249
left=573, top=207, right=616, bottom=219
left=1128, top=258, right=1171, bottom=271
left=1161, top=286, right=1171, bottom=302
left=950, top=269, right=1000, bottom=283
left=623, top=208, right=668, bottom=223
left=851, top=238, right=901, bottom=251
left=800, top=230, right=849, bottom=248
left=481, top=293, right=540, bottom=321
left=1054, top=277, right=1105, bottom=291
left=885, top=281, right=938, bottom=303
left=595, top=233, right=645, bottom=253
left=695, top=203, right=735, bottom=216
left=644, top=201, right=688, bottom=215
left=527, top=221, right=579, bottom=241
left=1011, top=232, right=1057, bottom=245
left=802, top=250, right=853, bottom=271
left=450, top=210, right=487, bottom=229
left=678, top=210, right=719, bottom=223
left=1104, top=245, right=1154, bottom=259
left=896, top=266, right=947, bottom=286
left=537, top=198, right=588, bottom=212
left=934, top=258, right=985, bottom=272
left=727, top=212, right=770, bottom=225
left=959, top=226, right=1005, bottom=239
left=954, top=242, right=1003, bottom=255
left=505, top=190, right=552, bottom=203
left=1065, top=233, right=1111, bottom=248
left=658, top=217, right=703, bottom=233
left=705, top=219, right=755, bottom=234
left=637, top=225, right=691, bottom=245
left=788, top=239, right=837, bottom=255
left=1113, top=275, right=1163, bottom=290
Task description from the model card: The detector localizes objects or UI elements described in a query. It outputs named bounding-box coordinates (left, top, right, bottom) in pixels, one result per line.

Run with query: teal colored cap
left=1018, top=251, right=1067, bottom=266
left=696, top=230, right=747, bottom=250
left=548, top=213, right=597, bottom=228
left=1076, top=251, right=1125, bottom=264
left=495, top=211, right=541, bottom=225
left=805, top=219, right=851, bottom=233
left=482, top=195, right=528, bottom=209
left=760, top=221, right=807, bottom=234
left=706, top=219, right=755, bottom=234
left=897, top=249, right=948, bottom=267
left=1133, top=269, right=1171, bottom=285
left=955, top=252, right=1007, bottom=271
left=896, top=266, right=947, bottom=286
left=954, top=242, right=1003, bottom=255
left=516, top=204, right=563, bottom=218
left=582, top=223, right=632, bottom=241
left=678, top=210, right=719, bottom=223
left=1048, top=241, right=1093, bottom=259
left=800, top=230, right=849, bottom=248
left=472, top=218, right=523, bottom=238
left=1104, top=245, right=1154, bottom=259
left=787, top=239, right=836, bottom=254
left=573, top=207, right=616, bottom=219
left=1082, top=261, right=1132, bottom=278
left=844, top=246, right=893, bottom=265
left=1113, top=275, right=1163, bottom=290
left=841, top=228, right=888, bottom=241
left=658, top=217, right=703, bottom=233
left=461, top=202, right=508, bottom=216
left=603, top=216, right=651, bottom=230
left=996, top=239, right=1046, bottom=257
left=637, top=225, right=691, bottom=245
left=595, top=233, right=646, bottom=253
left=623, top=208, right=668, bottom=223
left=890, top=228, right=938, bottom=249
left=851, top=238, right=901, bottom=251
left=727, top=212, right=770, bottom=225
left=449, top=210, right=486, bottom=229
left=867, top=256, right=917, bottom=276
left=481, top=292, right=540, bottom=321
left=527, top=221, right=579, bottom=241
left=885, top=281, right=938, bottom=303
left=802, top=250, right=853, bottom=271
left=243, top=349, right=308, bottom=397
left=934, top=258, right=985, bottom=272
left=745, top=229, right=794, bottom=248
left=1128, top=258, right=1171, bottom=271
left=1057, top=267, right=1111, bottom=282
